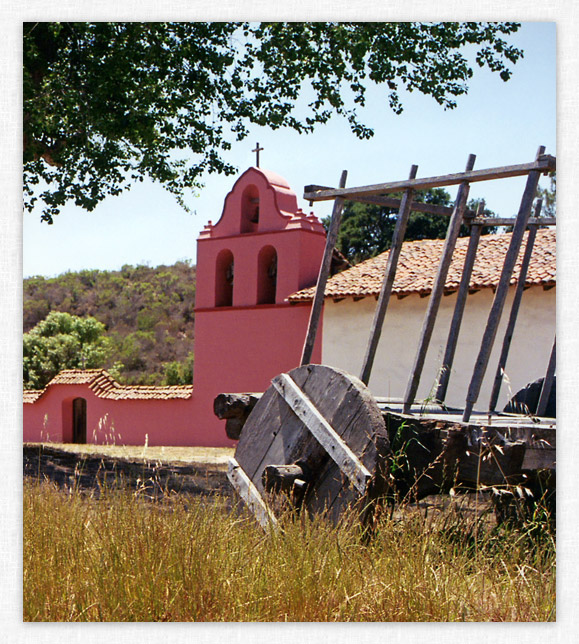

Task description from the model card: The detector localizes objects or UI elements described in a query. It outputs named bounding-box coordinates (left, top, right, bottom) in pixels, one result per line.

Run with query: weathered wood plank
left=521, top=447, right=556, bottom=471
left=303, top=155, right=555, bottom=202
left=403, top=154, right=476, bottom=413
left=463, top=147, right=547, bottom=422
left=382, top=410, right=555, bottom=501
left=360, top=164, right=418, bottom=385
left=308, top=370, right=387, bottom=511
left=278, top=365, right=359, bottom=474
left=236, top=367, right=322, bottom=500
left=272, top=373, right=372, bottom=494
left=227, top=458, right=278, bottom=529
left=316, top=399, right=388, bottom=523
left=301, top=171, right=348, bottom=365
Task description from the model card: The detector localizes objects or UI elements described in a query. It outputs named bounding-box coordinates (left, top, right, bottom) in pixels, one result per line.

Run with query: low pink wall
left=24, top=383, right=198, bottom=447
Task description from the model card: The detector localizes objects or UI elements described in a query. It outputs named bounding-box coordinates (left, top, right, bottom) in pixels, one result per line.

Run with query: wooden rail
left=301, top=170, right=347, bottom=365
left=488, top=202, right=543, bottom=412
left=463, top=146, right=547, bottom=422
left=435, top=203, right=485, bottom=404
left=403, top=154, right=476, bottom=413
left=303, top=155, right=555, bottom=202
left=360, top=164, right=418, bottom=385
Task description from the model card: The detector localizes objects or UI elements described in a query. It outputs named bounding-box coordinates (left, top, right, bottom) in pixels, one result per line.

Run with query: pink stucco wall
left=190, top=302, right=322, bottom=445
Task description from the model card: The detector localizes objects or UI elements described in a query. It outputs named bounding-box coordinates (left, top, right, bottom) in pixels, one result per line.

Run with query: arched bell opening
left=257, top=245, right=278, bottom=304
left=240, top=184, right=260, bottom=234
left=215, top=249, right=234, bottom=307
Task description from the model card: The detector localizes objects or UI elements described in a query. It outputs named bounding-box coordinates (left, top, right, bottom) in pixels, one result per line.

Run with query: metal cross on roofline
left=252, top=142, right=264, bottom=168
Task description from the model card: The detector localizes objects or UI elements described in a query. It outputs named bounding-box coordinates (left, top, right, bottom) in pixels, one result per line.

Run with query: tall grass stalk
left=23, top=479, right=555, bottom=622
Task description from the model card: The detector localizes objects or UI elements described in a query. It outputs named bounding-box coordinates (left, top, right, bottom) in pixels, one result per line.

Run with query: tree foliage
left=23, top=312, right=111, bottom=389
left=24, top=21, right=523, bottom=222
left=537, top=172, right=556, bottom=218
left=329, top=191, right=497, bottom=264
left=23, top=261, right=197, bottom=387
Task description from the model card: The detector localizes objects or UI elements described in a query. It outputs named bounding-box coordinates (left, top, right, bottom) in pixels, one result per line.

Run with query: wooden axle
left=262, top=463, right=309, bottom=492
left=214, top=392, right=261, bottom=440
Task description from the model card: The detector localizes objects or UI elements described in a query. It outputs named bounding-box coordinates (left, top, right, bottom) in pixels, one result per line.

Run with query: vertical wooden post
left=301, top=171, right=348, bottom=366
left=360, top=165, right=418, bottom=385
left=488, top=200, right=542, bottom=412
left=434, top=202, right=485, bottom=404
left=462, top=146, right=546, bottom=422
left=403, top=154, right=476, bottom=413
left=536, top=337, right=556, bottom=417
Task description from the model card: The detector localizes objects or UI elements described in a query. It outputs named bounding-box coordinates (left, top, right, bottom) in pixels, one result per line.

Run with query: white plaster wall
left=322, top=286, right=555, bottom=411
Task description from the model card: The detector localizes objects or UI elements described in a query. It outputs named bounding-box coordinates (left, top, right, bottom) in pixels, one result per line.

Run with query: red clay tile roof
left=289, top=228, right=556, bottom=302
left=23, top=369, right=193, bottom=403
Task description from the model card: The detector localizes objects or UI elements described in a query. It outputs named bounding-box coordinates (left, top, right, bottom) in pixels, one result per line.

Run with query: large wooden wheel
left=228, top=364, right=390, bottom=528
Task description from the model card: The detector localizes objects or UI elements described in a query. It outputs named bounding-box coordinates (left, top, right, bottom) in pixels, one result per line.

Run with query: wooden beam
left=272, top=373, right=372, bottom=494
left=489, top=204, right=542, bottom=412
left=301, top=170, right=347, bottom=365
left=403, top=154, right=476, bottom=414
left=435, top=204, right=485, bottom=404
left=360, top=164, right=418, bottom=385
left=471, top=216, right=556, bottom=227
left=463, top=147, right=547, bottom=422
left=214, top=393, right=261, bottom=419
left=227, top=458, right=278, bottom=530
left=303, top=155, right=555, bottom=202
left=305, top=184, right=473, bottom=218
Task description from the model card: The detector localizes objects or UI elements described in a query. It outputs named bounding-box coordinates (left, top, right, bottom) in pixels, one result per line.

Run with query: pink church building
left=23, top=167, right=326, bottom=447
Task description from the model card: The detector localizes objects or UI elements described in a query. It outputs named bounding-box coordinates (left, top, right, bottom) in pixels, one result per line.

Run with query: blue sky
left=23, top=22, right=556, bottom=278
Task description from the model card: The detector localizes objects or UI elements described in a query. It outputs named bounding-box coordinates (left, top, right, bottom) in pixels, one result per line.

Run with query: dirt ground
left=23, top=442, right=235, bottom=500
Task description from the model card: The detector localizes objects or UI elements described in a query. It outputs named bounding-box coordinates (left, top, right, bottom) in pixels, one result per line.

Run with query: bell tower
left=190, top=166, right=326, bottom=444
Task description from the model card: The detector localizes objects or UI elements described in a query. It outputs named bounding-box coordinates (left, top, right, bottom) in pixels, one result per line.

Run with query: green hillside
left=23, top=262, right=197, bottom=387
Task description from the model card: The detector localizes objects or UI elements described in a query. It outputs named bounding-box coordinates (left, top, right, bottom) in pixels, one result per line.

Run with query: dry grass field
left=23, top=442, right=556, bottom=622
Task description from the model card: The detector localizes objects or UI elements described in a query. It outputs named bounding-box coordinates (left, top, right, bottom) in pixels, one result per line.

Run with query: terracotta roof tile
left=289, top=228, right=556, bottom=302
left=24, top=369, right=193, bottom=403
left=23, top=390, right=43, bottom=403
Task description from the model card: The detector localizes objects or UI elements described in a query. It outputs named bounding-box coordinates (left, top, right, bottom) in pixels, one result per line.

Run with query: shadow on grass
left=23, top=443, right=233, bottom=502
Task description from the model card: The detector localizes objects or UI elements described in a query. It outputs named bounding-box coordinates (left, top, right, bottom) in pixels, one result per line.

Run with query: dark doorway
left=72, top=398, right=87, bottom=444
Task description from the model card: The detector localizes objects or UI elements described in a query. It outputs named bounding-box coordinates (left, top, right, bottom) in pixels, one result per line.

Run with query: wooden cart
left=217, top=148, right=556, bottom=528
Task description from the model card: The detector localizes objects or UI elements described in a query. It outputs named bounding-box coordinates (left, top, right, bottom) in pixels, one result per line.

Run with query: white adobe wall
left=321, top=285, right=555, bottom=411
